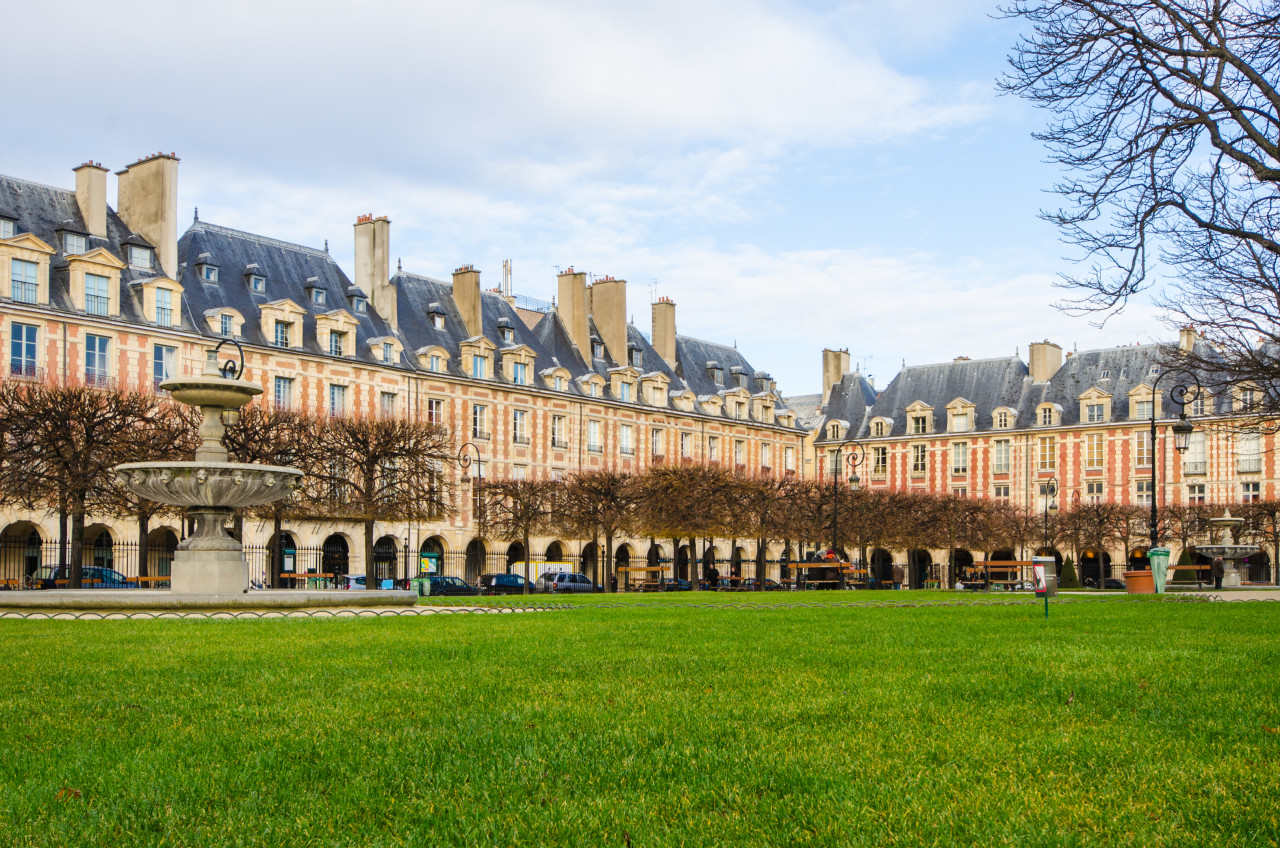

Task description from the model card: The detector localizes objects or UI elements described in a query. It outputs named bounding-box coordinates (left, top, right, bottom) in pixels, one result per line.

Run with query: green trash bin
left=409, top=577, right=431, bottom=597
left=1148, top=547, right=1171, bottom=594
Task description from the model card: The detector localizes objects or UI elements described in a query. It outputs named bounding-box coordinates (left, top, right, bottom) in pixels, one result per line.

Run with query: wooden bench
left=127, top=575, right=172, bottom=585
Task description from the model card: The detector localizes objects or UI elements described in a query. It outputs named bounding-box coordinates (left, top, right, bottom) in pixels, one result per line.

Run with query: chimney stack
left=651, top=297, right=676, bottom=368
left=557, top=268, right=590, bottom=360
left=73, top=162, right=108, bottom=239
left=451, top=264, right=483, bottom=338
left=590, top=276, right=627, bottom=365
left=354, top=214, right=395, bottom=330
left=1179, top=325, right=1197, bottom=353
left=116, top=153, right=179, bottom=276
left=1028, top=340, right=1063, bottom=383
left=822, top=348, right=850, bottom=406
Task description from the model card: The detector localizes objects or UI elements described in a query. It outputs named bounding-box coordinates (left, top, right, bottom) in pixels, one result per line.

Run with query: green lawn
left=2, top=598, right=1277, bottom=846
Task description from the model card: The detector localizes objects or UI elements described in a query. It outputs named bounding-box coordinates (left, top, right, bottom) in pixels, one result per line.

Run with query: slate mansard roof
left=0, top=173, right=157, bottom=325
left=811, top=342, right=1228, bottom=444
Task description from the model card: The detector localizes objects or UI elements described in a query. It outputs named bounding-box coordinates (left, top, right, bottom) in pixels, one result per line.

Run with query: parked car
left=426, top=575, right=480, bottom=596
left=28, top=565, right=134, bottom=590
left=536, top=572, right=597, bottom=593
left=478, top=573, right=534, bottom=595
left=339, top=575, right=397, bottom=590
left=658, top=577, right=691, bottom=592
left=741, top=577, right=782, bottom=591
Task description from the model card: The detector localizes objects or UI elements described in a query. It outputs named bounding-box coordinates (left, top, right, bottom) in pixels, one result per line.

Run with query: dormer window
left=873, top=421, right=886, bottom=437
left=619, top=381, right=631, bottom=402
left=329, top=331, right=345, bottom=357
left=994, top=410, right=1010, bottom=429
left=1099, top=369, right=1111, bottom=380
left=0, top=218, right=13, bottom=238
left=1040, top=407, right=1053, bottom=425
left=200, top=265, right=219, bottom=283
left=429, top=354, right=442, bottom=372
left=629, top=348, right=642, bottom=367
left=220, top=314, right=233, bottom=337
left=85, top=273, right=110, bottom=316
left=735, top=373, right=747, bottom=389
left=311, top=288, right=326, bottom=306
left=383, top=342, right=395, bottom=363
left=592, top=341, right=604, bottom=359
left=472, top=355, right=486, bottom=379
left=501, top=327, right=514, bottom=343
left=554, top=375, right=563, bottom=391
left=64, top=233, right=86, bottom=255
left=353, top=297, right=367, bottom=314
left=11, top=259, right=38, bottom=304
left=829, top=423, right=840, bottom=439
left=709, top=367, right=723, bottom=384
left=155, top=288, right=174, bottom=327
left=249, top=275, right=265, bottom=293
left=590, top=382, right=600, bottom=398
left=128, top=245, right=152, bottom=270
left=275, top=321, right=293, bottom=348
left=512, top=362, right=527, bottom=385
left=432, top=313, right=444, bottom=329
left=911, top=415, right=928, bottom=434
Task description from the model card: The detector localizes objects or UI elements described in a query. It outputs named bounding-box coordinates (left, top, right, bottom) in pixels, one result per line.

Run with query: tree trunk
left=364, top=516, right=376, bottom=590
left=690, top=536, right=699, bottom=591
left=69, top=500, right=86, bottom=589
left=137, top=511, right=150, bottom=579
left=271, top=510, right=284, bottom=590
left=755, top=537, right=765, bottom=589
left=604, top=531, right=615, bottom=594
left=523, top=530, right=531, bottom=595
left=57, top=500, right=68, bottom=570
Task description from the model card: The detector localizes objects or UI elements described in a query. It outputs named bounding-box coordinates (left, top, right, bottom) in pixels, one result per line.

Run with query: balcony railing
left=551, top=438, right=569, bottom=449
left=1238, top=458, right=1263, bottom=473
left=1183, top=460, right=1207, bottom=475
left=513, top=435, right=530, bottom=445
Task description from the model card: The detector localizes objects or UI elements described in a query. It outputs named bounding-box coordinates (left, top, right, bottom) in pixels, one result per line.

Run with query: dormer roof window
left=629, top=346, right=642, bottom=367
left=0, top=217, right=14, bottom=238
left=498, top=318, right=514, bottom=344
left=249, top=275, right=265, bottom=293
left=307, top=279, right=326, bottom=306
left=63, top=232, right=87, bottom=255
left=592, top=340, right=605, bottom=359
left=353, top=297, right=367, bottom=313
left=197, top=255, right=219, bottom=283
left=127, top=244, right=152, bottom=270
left=427, top=303, right=445, bottom=330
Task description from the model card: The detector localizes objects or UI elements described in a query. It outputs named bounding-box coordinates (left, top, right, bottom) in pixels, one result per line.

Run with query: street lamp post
left=1147, top=371, right=1200, bottom=552
left=829, top=438, right=865, bottom=566
left=1042, top=475, right=1058, bottom=552
left=458, top=439, right=482, bottom=534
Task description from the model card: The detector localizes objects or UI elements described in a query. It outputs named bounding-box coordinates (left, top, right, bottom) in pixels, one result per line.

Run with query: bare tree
left=554, top=470, right=641, bottom=593
left=302, top=413, right=454, bottom=589
left=0, top=379, right=171, bottom=587
left=1001, top=1, right=1280, bottom=405
left=479, top=477, right=556, bottom=593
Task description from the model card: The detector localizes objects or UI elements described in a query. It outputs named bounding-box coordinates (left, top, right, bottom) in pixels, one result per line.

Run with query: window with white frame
left=426, top=398, right=444, bottom=426
left=1086, top=433, right=1104, bottom=469
left=1187, top=483, right=1206, bottom=504
left=588, top=420, right=602, bottom=452
left=153, top=344, right=176, bottom=388
left=993, top=439, right=1011, bottom=474
left=651, top=428, right=663, bottom=457
left=274, top=321, right=292, bottom=348
left=1185, top=431, right=1206, bottom=474
left=1242, top=482, right=1261, bottom=502
left=472, top=405, right=488, bottom=439
left=707, top=436, right=719, bottom=462
left=827, top=449, right=841, bottom=475
left=1239, top=388, right=1257, bottom=412
left=328, top=384, right=346, bottom=416
left=85, top=334, right=109, bottom=384
left=11, top=259, right=37, bottom=303
left=1133, top=399, right=1153, bottom=419
left=85, top=273, right=109, bottom=315
left=11, top=323, right=37, bottom=376
left=734, top=440, right=744, bottom=466
left=128, top=245, right=151, bottom=270
left=353, top=297, right=366, bottom=313
left=911, top=415, right=928, bottom=434
left=950, top=411, right=970, bottom=432
left=994, top=410, right=1010, bottom=429
left=993, top=484, right=1010, bottom=500
left=1238, top=431, right=1261, bottom=472
left=472, top=355, right=486, bottom=379
left=155, top=288, right=174, bottom=326
left=1038, top=436, right=1056, bottom=471
left=380, top=392, right=397, bottom=417
left=0, top=219, right=13, bottom=238
left=513, top=409, right=529, bottom=444
left=273, top=376, right=294, bottom=409
left=1039, top=406, right=1054, bottom=426
left=1086, top=403, right=1105, bottom=423
left=951, top=442, right=968, bottom=474
left=619, top=381, right=631, bottom=402
left=428, top=354, right=442, bottom=373
left=311, top=288, right=325, bottom=305
left=64, top=233, right=86, bottom=255
left=511, top=361, right=527, bottom=385
left=911, top=444, right=927, bottom=474
left=249, top=275, right=266, bottom=293
left=220, top=314, right=234, bottom=337
left=383, top=342, right=395, bottom=363
left=431, top=313, right=444, bottom=330
left=784, top=445, right=796, bottom=472
left=873, top=420, right=886, bottom=437
left=1191, top=394, right=1206, bottom=416
left=1136, top=479, right=1153, bottom=505
left=554, top=375, right=564, bottom=391
left=551, top=415, right=567, bottom=448
left=1134, top=431, right=1152, bottom=467
left=681, top=432, right=692, bottom=458
left=1086, top=481, right=1104, bottom=503
left=202, top=265, right=219, bottom=283
left=620, top=424, right=634, bottom=455
left=872, top=446, right=887, bottom=475
left=761, top=442, right=772, bottom=468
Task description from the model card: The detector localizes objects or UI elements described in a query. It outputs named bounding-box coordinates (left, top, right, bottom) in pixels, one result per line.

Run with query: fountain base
left=171, top=549, right=248, bottom=595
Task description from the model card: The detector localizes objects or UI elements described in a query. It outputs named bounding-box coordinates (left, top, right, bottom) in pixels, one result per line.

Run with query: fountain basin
left=1193, top=545, right=1260, bottom=560
left=115, top=462, right=303, bottom=509
left=160, top=375, right=262, bottom=409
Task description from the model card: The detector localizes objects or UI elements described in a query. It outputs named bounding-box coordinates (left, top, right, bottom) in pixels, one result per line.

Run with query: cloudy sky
left=6, top=0, right=1167, bottom=395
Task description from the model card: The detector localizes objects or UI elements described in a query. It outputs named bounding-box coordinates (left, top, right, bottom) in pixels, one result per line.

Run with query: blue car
left=28, top=565, right=134, bottom=589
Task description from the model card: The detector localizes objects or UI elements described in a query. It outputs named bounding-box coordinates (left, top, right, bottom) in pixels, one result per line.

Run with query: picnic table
left=616, top=565, right=667, bottom=592
left=279, top=572, right=336, bottom=588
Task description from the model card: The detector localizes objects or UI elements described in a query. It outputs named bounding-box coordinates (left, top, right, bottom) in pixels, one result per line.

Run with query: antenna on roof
left=324, top=239, right=329, bottom=253
left=193, top=206, right=199, bottom=222
left=397, top=257, right=402, bottom=272
left=553, top=265, right=562, bottom=274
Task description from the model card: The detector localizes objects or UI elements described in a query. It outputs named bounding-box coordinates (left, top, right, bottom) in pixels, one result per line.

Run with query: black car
left=478, top=573, right=535, bottom=595
left=28, top=565, right=134, bottom=590
left=426, top=575, right=480, bottom=596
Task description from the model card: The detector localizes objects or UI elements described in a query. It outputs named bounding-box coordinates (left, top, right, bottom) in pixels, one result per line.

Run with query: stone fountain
left=2, top=342, right=415, bottom=609
left=1194, top=509, right=1259, bottom=588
